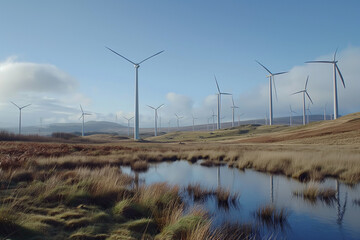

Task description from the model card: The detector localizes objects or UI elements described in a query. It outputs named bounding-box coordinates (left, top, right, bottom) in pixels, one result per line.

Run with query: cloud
left=165, top=92, right=194, bottom=116
left=0, top=57, right=77, bottom=100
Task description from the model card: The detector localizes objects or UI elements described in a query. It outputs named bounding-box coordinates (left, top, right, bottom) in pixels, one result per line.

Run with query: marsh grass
left=255, top=204, right=288, bottom=226
left=131, top=160, right=149, bottom=172
left=293, top=183, right=337, bottom=204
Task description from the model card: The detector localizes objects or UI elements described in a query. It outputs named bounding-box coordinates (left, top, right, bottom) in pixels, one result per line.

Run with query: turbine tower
left=174, top=114, right=183, bottom=130
left=214, top=75, right=231, bottom=130
left=147, top=104, right=164, bottom=136
left=191, top=114, right=198, bottom=132
left=79, top=105, right=91, bottom=137
left=11, top=102, right=31, bottom=135
left=324, top=103, right=327, bottom=120
left=289, top=105, right=297, bottom=126
left=291, top=76, right=313, bottom=125
left=211, top=109, right=217, bottom=131
left=305, top=49, right=345, bottom=119
left=238, top=113, right=244, bottom=126
left=106, top=47, right=164, bottom=140
left=256, top=61, right=287, bottom=125
left=123, top=116, right=134, bottom=137
left=230, top=96, right=239, bottom=128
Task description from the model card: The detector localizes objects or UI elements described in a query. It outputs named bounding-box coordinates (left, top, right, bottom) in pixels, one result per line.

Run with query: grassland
left=0, top=112, right=359, bottom=239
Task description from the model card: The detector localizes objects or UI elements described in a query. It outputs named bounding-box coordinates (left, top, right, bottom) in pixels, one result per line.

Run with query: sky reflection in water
left=121, top=160, right=360, bottom=240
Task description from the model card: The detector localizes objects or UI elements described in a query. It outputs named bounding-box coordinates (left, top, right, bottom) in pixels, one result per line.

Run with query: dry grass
left=293, top=183, right=337, bottom=203
left=256, top=204, right=288, bottom=225
left=131, top=160, right=149, bottom=172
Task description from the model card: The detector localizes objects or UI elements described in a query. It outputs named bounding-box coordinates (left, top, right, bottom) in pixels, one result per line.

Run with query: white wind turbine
left=191, top=114, right=198, bottom=132
left=306, top=103, right=312, bottom=124
left=323, top=103, right=327, bottom=120
left=123, top=116, right=134, bottom=137
left=147, top=104, right=164, bottom=136
left=11, top=102, right=31, bottom=135
left=214, top=75, right=231, bottom=130
left=291, top=76, right=313, bottom=125
left=211, top=109, right=217, bottom=131
left=289, top=105, right=297, bottom=126
left=106, top=47, right=164, bottom=140
left=174, top=114, right=183, bottom=130
left=256, top=61, right=287, bottom=125
left=238, top=113, right=244, bottom=126
left=79, top=105, right=91, bottom=137
left=305, top=49, right=345, bottom=120
left=230, top=96, right=239, bottom=128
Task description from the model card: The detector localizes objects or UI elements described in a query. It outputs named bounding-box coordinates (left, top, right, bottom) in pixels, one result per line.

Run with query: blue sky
left=1, top=0, right=360, bottom=128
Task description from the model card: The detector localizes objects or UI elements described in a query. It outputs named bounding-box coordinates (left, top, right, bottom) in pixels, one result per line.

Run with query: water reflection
left=121, top=161, right=360, bottom=240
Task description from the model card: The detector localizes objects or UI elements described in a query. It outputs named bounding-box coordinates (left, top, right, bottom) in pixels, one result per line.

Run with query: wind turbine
left=147, top=104, right=164, bottom=136
left=174, top=114, right=183, bottom=130
left=123, top=116, right=134, bottom=137
left=214, top=75, right=231, bottom=130
left=167, top=119, right=171, bottom=132
left=291, top=76, right=313, bottom=125
left=238, top=113, right=244, bottom=126
left=79, top=105, right=91, bottom=137
left=230, top=96, right=239, bottom=128
left=191, top=114, right=198, bottom=132
left=11, top=102, right=31, bottom=135
left=289, top=105, right=297, bottom=126
left=306, top=103, right=312, bottom=124
left=211, top=109, right=217, bottom=131
left=106, top=47, right=164, bottom=140
left=305, top=49, right=345, bottom=119
left=256, top=61, right=287, bottom=125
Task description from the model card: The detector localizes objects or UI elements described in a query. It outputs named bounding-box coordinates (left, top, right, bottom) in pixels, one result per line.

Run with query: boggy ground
left=0, top=160, right=254, bottom=240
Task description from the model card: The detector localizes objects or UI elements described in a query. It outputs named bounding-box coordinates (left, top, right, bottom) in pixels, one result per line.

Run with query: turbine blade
left=11, top=101, right=20, bottom=109
left=138, top=50, right=164, bottom=64
left=21, top=104, right=31, bottom=109
left=305, top=75, right=309, bottom=90
left=147, top=105, right=155, bottom=110
left=335, top=64, right=346, bottom=88
left=105, top=46, right=136, bottom=65
left=130, top=117, right=134, bottom=120
left=255, top=60, right=272, bottom=75
left=214, top=75, right=221, bottom=93
left=220, top=92, right=232, bottom=95
left=156, top=104, right=164, bottom=110
left=79, top=115, right=83, bottom=120
left=231, top=96, right=235, bottom=106
left=306, top=91, right=314, bottom=104
left=334, top=47, right=338, bottom=61
left=291, top=90, right=304, bottom=95
left=305, top=60, right=334, bottom=64
left=175, top=113, right=179, bottom=118
left=80, top=105, right=84, bottom=113
left=123, top=116, right=129, bottom=121
left=272, top=71, right=287, bottom=76
left=84, top=113, right=91, bottom=115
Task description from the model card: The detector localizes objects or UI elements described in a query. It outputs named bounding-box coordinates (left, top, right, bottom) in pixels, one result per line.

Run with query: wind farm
left=1, top=2, right=360, bottom=240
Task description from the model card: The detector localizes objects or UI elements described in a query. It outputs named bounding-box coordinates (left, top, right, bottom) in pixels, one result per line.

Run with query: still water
left=121, top=160, right=360, bottom=240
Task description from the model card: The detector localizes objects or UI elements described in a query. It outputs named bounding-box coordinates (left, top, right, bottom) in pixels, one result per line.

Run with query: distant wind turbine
left=191, top=114, right=198, bottom=132
left=79, top=105, right=91, bottom=137
left=211, top=109, right=217, bottom=131
left=306, top=103, right=312, bottom=124
left=123, top=116, right=134, bottom=137
left=11, top=101, right=31, bottom=135
left=324, top=103, right=327, bottom=121
left=174, top=114, right=183, bottom=130
left=256, top=61, right=287, bottom=125
left=289, top=105, right=297, bottom=126
left=230, top=96, right=239, bottom=128
left=238, top=113, right=244, bottom=126
left=147, top=104, right=164, bottom=136
left=214, top=75, right=231, bottom=130
left=291, top=76, right=313, bottom=125
left=305, top=49, right=345, bottom=119
left=106, top=47, right=164, bottom=140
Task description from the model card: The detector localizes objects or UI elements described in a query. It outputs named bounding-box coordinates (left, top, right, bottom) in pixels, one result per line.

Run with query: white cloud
left=0, top=57, right=77, bottom=100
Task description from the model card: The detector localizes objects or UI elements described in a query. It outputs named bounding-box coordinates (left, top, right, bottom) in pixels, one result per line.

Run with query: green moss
left=157, top=215, right=205, bottom=240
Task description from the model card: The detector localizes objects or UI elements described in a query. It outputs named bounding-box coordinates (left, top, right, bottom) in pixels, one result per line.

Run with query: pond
left=121, top=160, right=360, bottom=240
